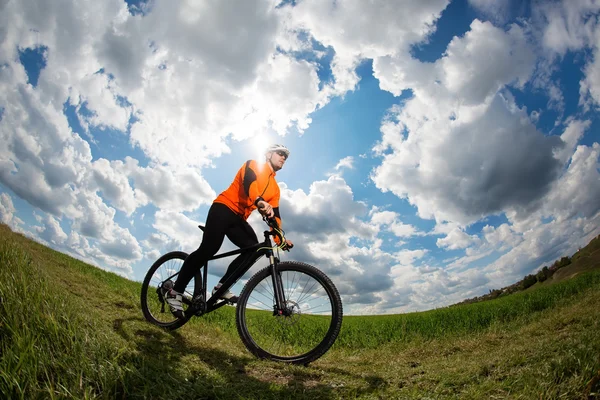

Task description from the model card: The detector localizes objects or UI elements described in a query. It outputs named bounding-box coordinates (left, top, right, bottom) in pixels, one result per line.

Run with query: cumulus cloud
left=372, top=93, right=563, bottom=225
left=152, top=209, right=205, bottom=253
left=34, top=214, right=68, bottom=245
left=536, top=0, right=600, bottom=57
left=370, top=209, right=422, bottom=238
left=436, top=228, right=479, bottom=250
left=71, top=72, right=132, bottom=133
left=123, top=158, right=216, bottom=212
left=284, top=0, right=450, bottom=94
left=88, top=158, right=138, bottom=215
left=533, top=0, right=600, bottom=108
left=542, top=142, right=600, bottom=222
left=0, top=192, right=24, bottom=228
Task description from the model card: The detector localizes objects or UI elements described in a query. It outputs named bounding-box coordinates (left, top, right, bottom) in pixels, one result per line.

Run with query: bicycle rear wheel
left=140, top=251, right=194, bottom=330
left=236, top=261, right=343, bottom=365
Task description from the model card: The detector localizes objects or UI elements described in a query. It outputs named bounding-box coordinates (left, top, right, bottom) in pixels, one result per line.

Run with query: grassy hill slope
left=1, top=224, right=599, bottom=399
left=548, top=234, right=600, bottom=283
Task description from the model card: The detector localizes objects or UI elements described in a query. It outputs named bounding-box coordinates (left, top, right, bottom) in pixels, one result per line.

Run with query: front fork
left=268, top=251, right=288, bottom=315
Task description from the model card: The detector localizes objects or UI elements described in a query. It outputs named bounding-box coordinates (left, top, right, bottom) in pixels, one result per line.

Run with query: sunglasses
left=275, top=150, right=288, bottom=160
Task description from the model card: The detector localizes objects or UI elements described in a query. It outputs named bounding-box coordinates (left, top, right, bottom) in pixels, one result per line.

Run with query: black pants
left=173, top=202, right=258, bottom=293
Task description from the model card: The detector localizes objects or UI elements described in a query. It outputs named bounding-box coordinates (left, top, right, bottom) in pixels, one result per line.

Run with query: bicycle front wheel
left=236, top=261, right=343, bottom=365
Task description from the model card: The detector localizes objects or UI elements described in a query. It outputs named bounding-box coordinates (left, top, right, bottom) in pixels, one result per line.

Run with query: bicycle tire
left=141, top=251, right=193, bottom=330
left=236, top=261, right=343, bottom=365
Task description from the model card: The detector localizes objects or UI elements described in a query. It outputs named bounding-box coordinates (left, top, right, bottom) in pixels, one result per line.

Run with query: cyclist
left=165, top=144, right=294, bottom=317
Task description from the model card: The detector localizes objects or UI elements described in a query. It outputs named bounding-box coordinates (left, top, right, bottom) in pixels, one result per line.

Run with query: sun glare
left=251, top=134, right=268, bottom=162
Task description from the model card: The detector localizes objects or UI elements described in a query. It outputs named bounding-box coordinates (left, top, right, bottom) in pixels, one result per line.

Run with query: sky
left=1, top=0, right=599, bottom=315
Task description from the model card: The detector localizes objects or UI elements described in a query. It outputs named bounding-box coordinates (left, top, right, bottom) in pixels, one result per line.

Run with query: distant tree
left=549, top=256, right=571, bottom=272
left=521, top=274, right=537, bottom=290
left=536, top=266, right=551, bottom=282
left=557, top=256, right=571, bottom=268
left=543, top=265, right=551, bottom=278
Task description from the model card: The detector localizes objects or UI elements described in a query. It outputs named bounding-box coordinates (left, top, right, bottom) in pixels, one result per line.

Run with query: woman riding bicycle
left=165, top=144, right=294, bottom=318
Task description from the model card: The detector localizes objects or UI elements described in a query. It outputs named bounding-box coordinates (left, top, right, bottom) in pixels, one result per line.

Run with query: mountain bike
left=140, top=218, right=343, bottom=365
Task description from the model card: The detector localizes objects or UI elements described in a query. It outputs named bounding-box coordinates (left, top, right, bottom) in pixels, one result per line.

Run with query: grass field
left=1, top=223, right=599, bottom=399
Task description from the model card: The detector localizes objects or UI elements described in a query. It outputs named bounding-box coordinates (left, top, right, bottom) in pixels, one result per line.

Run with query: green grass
left=0, top=240, right=129, bottom=399
left=338, top=270, right=600, bottom=348
left=1, top=224, right=600, bottom=399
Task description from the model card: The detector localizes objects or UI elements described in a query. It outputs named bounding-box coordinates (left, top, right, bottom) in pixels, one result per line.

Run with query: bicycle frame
left=169, top=227, right=287, bottom=316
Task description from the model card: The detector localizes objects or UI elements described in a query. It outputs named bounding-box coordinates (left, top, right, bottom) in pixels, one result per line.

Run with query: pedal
left=192, top=294, right=206, bottom=316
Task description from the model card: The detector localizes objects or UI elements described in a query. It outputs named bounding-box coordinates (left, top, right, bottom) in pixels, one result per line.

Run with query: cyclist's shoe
left=164, top=288, right=185, bottom=318
left=212, top=285, right=238, bottom=303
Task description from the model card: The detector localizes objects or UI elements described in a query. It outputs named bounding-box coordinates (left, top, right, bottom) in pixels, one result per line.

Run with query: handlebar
left=264, top=216, right=279, bottom=229
left=263, top=217, right=293, bottom=251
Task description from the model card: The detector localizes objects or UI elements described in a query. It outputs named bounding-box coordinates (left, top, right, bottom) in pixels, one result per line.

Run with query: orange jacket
left=214, top=160, right=282, bottom=231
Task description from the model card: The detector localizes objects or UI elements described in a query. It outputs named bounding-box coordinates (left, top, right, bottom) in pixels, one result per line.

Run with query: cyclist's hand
left=257, top=200, right=274, bottom=218
left=281, top=239, right=294, bottom=251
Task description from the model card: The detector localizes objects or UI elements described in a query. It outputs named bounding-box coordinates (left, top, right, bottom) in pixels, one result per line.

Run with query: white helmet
left=265, top=144, right=290, bottom=158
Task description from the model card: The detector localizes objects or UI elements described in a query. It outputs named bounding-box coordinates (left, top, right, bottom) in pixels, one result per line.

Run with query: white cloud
left=285, top=0, right=450, bottom=94
left=372, top=93, right=563, bottom=225
left=152, top=209, right=206, bottom=253
left=98, top=223, right=142, bottom=261
left=119, top=0, right=328, bottom=166
left=542, top=142, right=600, bottom=222
left=34, top=214, right=68, bottom=245
left=554, top=119, right=591, bottom=164
left=536, top=0, right=600, bottom=57
left=533, top=0, right=600, bottom=109
left=0, top=0, right=338, bottom=282
left=388, top=221, right=420, bottom=239
left=71, top=72, right=132, bottom=133
left=0, top=83, right=91, bottom=216
left=395, top=249, right=428, bottom=266
left=375, top=20, right=536, bottom=102
left=370, top=209, right=422, bottom=238
left=89, top=158, right=138, bottom=215
left=579, top=21, right=600, bottom=109
left=0, top=192, right=24, bottom=228
left=278, top=176, right=375, bottom=239
left=360, top=10, right=600, bottom=311
left=441, top=21, right=535, bottom=104
left=123, top=158, right=216, bottom=212
left=334, top=156, right=354, bottom=171
left=436, top=228, right=479, bottom=250
left=482, top=223, right=522, bottom=251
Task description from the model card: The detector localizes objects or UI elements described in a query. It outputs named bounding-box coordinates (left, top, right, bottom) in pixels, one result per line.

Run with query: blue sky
left=1, top=0, right=599, bottom=314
